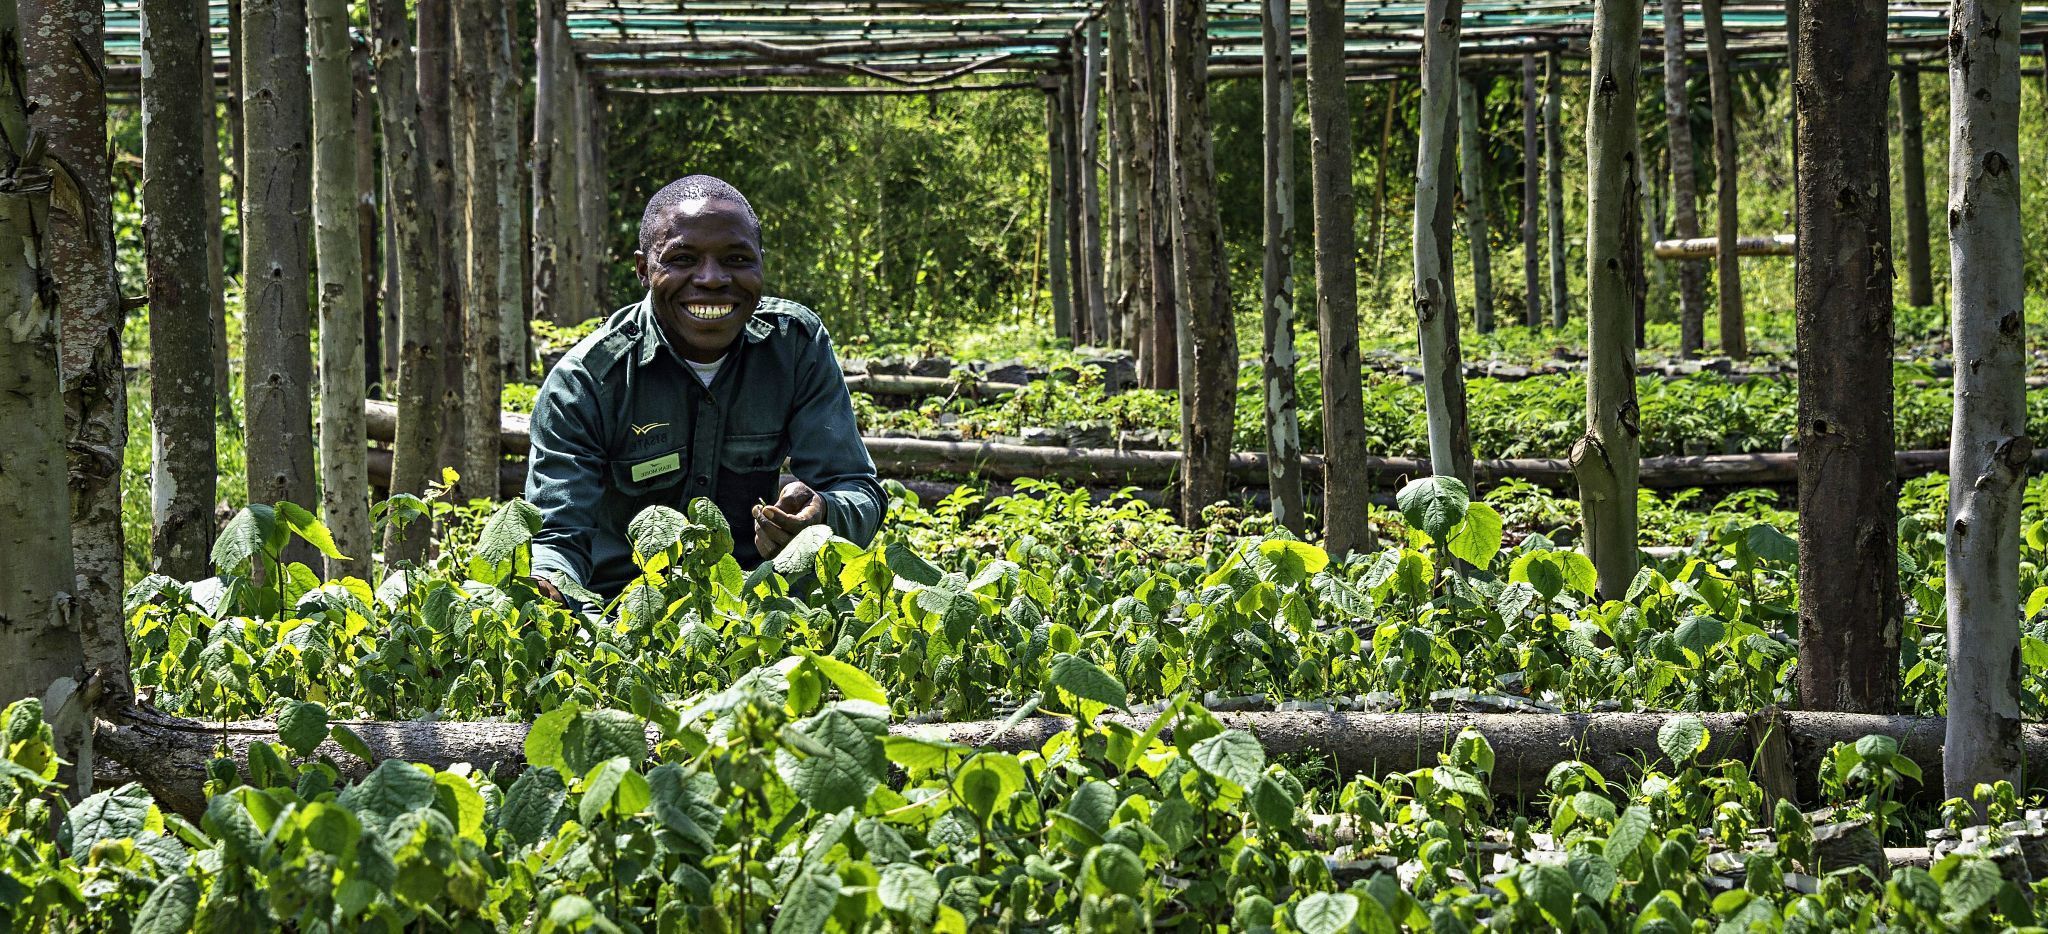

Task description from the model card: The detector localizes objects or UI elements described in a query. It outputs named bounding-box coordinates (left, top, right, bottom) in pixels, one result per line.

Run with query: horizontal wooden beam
left=1654, top=234, right=1796, bottom=260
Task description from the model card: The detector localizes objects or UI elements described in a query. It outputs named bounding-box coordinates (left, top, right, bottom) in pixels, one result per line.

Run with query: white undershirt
left=685, top=354, right=726, bottom=387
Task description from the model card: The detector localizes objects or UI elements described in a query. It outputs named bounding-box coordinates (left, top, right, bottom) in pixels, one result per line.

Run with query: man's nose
left=692, top=259, right=732, bottom=288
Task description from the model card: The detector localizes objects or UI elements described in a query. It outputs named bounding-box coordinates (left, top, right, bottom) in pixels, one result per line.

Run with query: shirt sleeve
left=526, top=360, right=609, bottom=588
left=786, top=321, right=885, bottom=547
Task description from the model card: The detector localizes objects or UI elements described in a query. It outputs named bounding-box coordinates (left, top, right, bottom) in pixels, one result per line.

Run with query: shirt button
left=694, top=476, right=707, bottom=486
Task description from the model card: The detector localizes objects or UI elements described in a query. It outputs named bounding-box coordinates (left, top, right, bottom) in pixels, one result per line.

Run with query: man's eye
left=727, top=255, right=754, bottom=266
left=666, top=254, right=694, bottom=266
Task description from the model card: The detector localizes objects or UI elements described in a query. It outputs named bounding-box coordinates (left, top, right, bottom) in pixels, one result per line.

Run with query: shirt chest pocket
left=612, top=447, right=688, bottom=499
left=721, top=432, right=784, bottom=476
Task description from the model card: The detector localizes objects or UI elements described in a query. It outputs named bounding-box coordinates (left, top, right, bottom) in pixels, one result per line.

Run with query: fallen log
left=365, top=400, right=2048, bottom=494
left=96, top=706, right=2034, bottom=820
left=844, top=373, right=1025, bottom=399
left=1653, top=234, right=1796, bottom=260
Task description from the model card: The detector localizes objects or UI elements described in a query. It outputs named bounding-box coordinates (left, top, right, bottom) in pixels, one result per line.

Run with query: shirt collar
left=632, top=294, right=774, bottom=367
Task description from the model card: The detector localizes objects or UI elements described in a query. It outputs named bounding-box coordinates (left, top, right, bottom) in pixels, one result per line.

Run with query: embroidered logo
left=629, top=421, right=669, bottom=437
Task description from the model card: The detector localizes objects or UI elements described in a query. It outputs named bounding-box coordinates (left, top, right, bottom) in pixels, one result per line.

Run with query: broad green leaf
left=212, top=505, right=277, bottom=573
left=1657, top=716, right=1709, bottom=764
left=1447, top=502, right=1504, bottom=569
left=1523, top=863, right=1576, bottom=923
left=1397, top=475, right=1470, bottom=543
left=877, top=863, right=941, bottom=922
left=1511, top=552, right=1566, bottom=602
left=1189, top=729, right=1265, bottom=790
left=524, top=703, right=580, bottom=773
left=1083, top=843, right=1147, bottom=898
left=773, top=524, right=836, bottom=578
left=1293, top=892, right=1360, bottom=934
left=1942, top=857, right=2003, bottom=916
left=434, top=771, right=487, bottom=843
left=277, top=700, right=329, bottom=757
left=202, top=792, right=268, bottom=862
left=497, top=765, right=568, bottom=848
left=1672, top=616, right=1726, bottom=661
left=1567, top=851, right=1618, bottom=903
left=629, top=505, right=689, bottom=558
left=802, top=649, right=889, bottom=706
left=1606, top=806, right=1653, bottom=861
left=1049, top=653, right=1128, bottom=710
left=1256, top=539, right=1329, bottom=586
left=563, top=707, right=647, bottom=774
left=66, top=783, right=154, bottom=853
left=476, top=499, right=544, bottom=566
left=295, top=800, right=360, bottom=857
left=951, top=752, right=1027, bottom=820
left=277, top=501, right=347, bottom=560
left=338, top=760, right=436, bottom=834
left=772, top=868, right=842, bottom=934
left=578, top=757, right=632, bottom=824
left=885, top=541, right=944, bottom=586
left=132, top=875, right=200, bottom=934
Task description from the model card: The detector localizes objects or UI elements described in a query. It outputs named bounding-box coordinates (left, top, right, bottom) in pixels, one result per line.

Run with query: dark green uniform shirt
left=525, top=296, right=883, bottom=599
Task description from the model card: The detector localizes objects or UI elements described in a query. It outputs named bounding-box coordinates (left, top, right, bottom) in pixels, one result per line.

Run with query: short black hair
left=638, top=175, right=761, bottom=254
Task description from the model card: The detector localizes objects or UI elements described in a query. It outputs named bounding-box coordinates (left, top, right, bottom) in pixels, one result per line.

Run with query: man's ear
left=632, top=250, right=649, bottom=286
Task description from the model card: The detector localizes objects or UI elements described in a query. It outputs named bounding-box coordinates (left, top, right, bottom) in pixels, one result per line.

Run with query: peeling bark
left=142, top=0, right=219, bottom=584
left=25, top=0, right=130, bottom=685
left=1413, top=0, right=1474, bottom=491
left=1574, top=0, right=1644, bottom=599
left=0, top=5, right=84, bottom=705
left=1259, top=0, right=1303, bottom=535
left=1306, top=0, right=1371, bottom=554
left=1944, top=0, right=2027, bottom=802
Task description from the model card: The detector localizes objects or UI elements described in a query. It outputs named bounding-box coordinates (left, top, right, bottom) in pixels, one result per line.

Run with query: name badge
left=631, top=452, right=681, bottom=482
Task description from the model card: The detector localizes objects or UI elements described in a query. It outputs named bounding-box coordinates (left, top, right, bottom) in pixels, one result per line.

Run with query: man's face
left=633, top=198, right=764, bottom=363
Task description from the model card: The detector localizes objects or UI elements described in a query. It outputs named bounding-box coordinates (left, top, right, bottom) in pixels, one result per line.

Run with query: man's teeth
left=686, top=303, right=732, bottom=320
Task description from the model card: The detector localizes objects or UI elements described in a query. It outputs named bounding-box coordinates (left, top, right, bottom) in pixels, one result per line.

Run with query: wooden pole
left=494, top=0, right=526, bottom=380
left=456, top=0, right=503, bottom=502
left=1457, top=74, right=1494, bottom=333
left=1167, top=0, right=1237, bottom=524
left=1413, top=0, right=1473, bottom=491
left=1046, top=84, right=1073, bottom=342
left=1109, top=0, right=1142, bottom=357
left=1521, top=54, right=1542, bottom=327
left=1794, top=0, right=1899, bottom=715
left=1260, top=0, right=1304, bottom=534
left=1701, top=0, right=1746, bottom=358
left=1121, top=0, right=1159, bottom=378
left=312, top=0, right=371, bottom=577
left=1079, top=23, right=1108, bottom=344
left=1307, top=0, right=1373, bottom=554
left=1663, top=0, right=1707, bottom=356
left=1574, top=0, right=1643, bottom=599
left=531, top=0, right=565, bottom=327
left=1064, top=64, right=1089, bottom=343
left=419, top=0, right=468, bottom=492
left=141, top=0, right=219, bottom=583
left=1943, top=0, right=2027, bottom=802
left=1544, top=50, right=1567, bottom=327
left=1897, top=62, right=1935, bottom=308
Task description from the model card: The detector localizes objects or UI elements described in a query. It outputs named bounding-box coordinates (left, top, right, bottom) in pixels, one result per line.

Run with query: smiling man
left=525, top=176, right=884, bottom=603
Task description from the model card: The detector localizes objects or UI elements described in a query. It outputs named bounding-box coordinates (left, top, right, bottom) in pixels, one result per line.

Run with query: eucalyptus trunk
left=531, top=0, right=566, bottom=326
left=419, top=0, right=467, bottom=494
left=1079, top=23, right=1108, bottom=344
left=0, top=2, right=84, bottom=708
left=1544, top=50, right=1567, bottom=327
left=1307, top=0, right=1372, bottom=554
left=26, top=0, right=130, bottom=672
left=1794, top=0, right=1899, bottom=714
left=1457, top=75, right=1493, bottom=333
left=241, top=0, right=317, bottom=566
left=1897, top=63, right=1935, bottom=308
left=494, top=5, right=526, bottom=381
left=1574, top=0, right=1643, bottom=599
left=456, top=0, right=503, bottom=501
left=1166, top=0, right=1236, bottom=525
left=1413, top=0, right=1473, bottom=491
left=375, top=0, right=439, bottom=566
left=1120, top=0, right=1158, bottom=377
left=141, top=0, right=218, bottom=584
left=1664, top=0, right=1706, bottom=357
left=1943, top=0, right=2027, bottom=803
left=199, top=32, right=233, bottom=425
left=1047, top=86, right=1073, bottom=341
left=1701, top=0, right=1746, bottom=358
left=310, top=0, right=369, bottom=578
left=1259, top=0, right=1303, bottom=534
left=1138, top=0, right=1177, bottom=391
left=1521, top=55, right=1541, bottom=327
